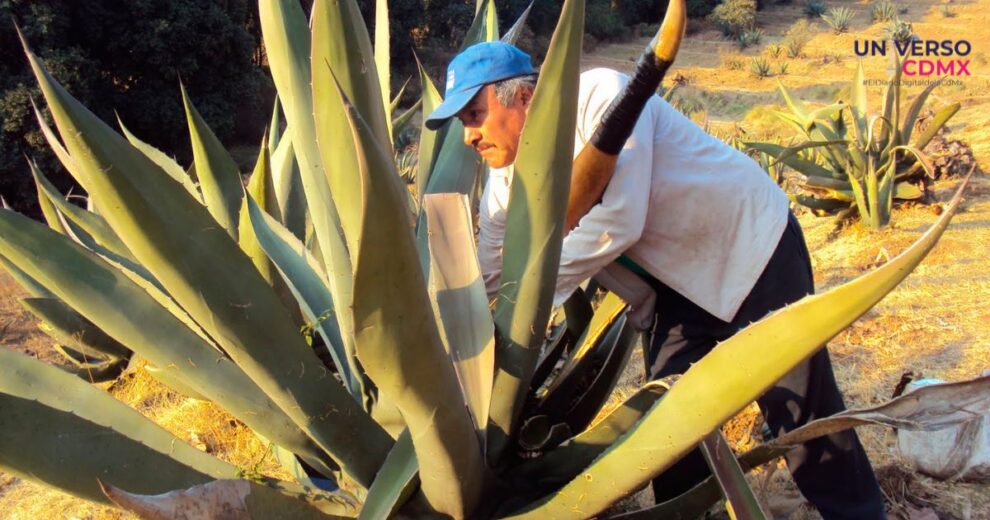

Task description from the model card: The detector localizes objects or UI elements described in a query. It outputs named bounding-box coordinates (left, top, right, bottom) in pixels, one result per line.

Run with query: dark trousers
left=645, top=213, right=886, bottom=519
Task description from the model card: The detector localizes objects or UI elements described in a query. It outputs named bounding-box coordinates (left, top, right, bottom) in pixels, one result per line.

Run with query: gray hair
left=492, top=74, right=538, bottom=106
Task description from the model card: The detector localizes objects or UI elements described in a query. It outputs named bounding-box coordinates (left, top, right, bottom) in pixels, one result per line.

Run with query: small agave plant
left=0, top=0, right=987, bottom=518
left=745, top=59, right=960, bottom=228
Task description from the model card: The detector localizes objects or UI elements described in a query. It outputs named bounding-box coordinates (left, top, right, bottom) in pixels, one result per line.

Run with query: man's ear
left=518, top=85, right=534, bottom=108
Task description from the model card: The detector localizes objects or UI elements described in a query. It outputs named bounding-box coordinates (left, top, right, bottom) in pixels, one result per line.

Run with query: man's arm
left=554, top=88, right=655, bottom=307
left=478, top=169, right=510, bottom=301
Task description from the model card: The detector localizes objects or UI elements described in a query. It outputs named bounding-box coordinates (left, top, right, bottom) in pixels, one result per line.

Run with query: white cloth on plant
left=478, top=68, right=790, bottom=323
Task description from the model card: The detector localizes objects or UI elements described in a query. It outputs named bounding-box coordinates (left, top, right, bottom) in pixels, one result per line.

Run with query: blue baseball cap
left=425, top=42, right=535, bottom=131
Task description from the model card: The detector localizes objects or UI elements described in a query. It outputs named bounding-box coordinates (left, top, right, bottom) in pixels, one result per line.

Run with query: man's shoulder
left=579, top=68, right=630, bottom=89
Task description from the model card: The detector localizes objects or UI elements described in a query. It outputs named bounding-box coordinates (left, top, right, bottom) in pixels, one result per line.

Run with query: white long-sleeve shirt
left=478, top=68, right=790, bottom=323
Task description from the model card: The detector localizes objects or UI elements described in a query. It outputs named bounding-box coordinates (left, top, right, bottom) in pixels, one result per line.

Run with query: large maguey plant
left=746, top=59, right=960, bottom=228
left=1, top=0, right=987, bottom=518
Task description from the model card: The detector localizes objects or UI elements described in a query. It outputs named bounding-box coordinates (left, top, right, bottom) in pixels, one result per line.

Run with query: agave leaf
left=538, top=292, right=627, bottom=414
left=269, top=134, right=308, bottom=240
left=29, top=162, right=135, bottom=265
left=850, top=62, right=868, bottom=147
left=742, top=142, right=835, bottom=180
left=118, top=115, right=201, bottom=201
left=506, top=172, right=973, bottom=519
left=245, top=195, right=363, bottom=400
left=0, top=252, right=54, bottom=298
left=805, top=103, right=846, bottom=128
left=0, top=348, right=237, bottom=504
left=893, top=182, right=924, bottom=201
left=238, top=136, right=277, bottom=283
left=313, top=0, right=393, bottom=255
left=337, top=77, right=485, bottom=517
left=392, top=98, right=422, bottom=141
left=514, top=382, right=670, bottom=487
left=793, top=194, right=849, bottom=212
left=31, top=164, right=66, bottom=233
left=358, top=429, right=419, bottom=520
left=412, top=57, right=448, bottom=200
left=180, top=83, right=243, bottom=240
left=462, top=0, right=500, bottom=50
left=0, top=209, right=341, bottom=479
left=617, top=375, right=990, bottom=520
left=268, top=95, right=282, bottom=152
left=259, top=0, right=355, bottom=351
left=53, top=345, right=129, bottom=383
left=900, top=81, right=941, bottom=145
left=502, top=1, right=535, bottom=44
left=102, top=479, right=357, bottom=519
left=30, top=98, right=84, bottom=186
left=390, top=76, right=412, bottom=114
left=424, top=193, right=496, bottom=440
left=776, top=81, right=810, bottom=125
left=700, top=432, right=769, bottom=520
left=561, top=315, right=639, bottom=434
left=879, top=54, right=902, bottom=146
left=911, top=103, right=961, bottom=151
left=563, top=286, right=594, bottom=338
left=21, top=297, right=130, bottom=360
left=375, top=0, right=392, bottom=140
left=530, top=323, right=575, bottom=392
left=142, top=361, right=207, bottom=401
left=21, top=43, right=390, bottom=487
left=488, top=0, right=584, bottom=463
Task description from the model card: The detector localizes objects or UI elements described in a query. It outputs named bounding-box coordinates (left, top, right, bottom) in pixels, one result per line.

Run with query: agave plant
left=0, top=0, right=986, bottom=518
left=822, top=6, right=856, bottom=33
left=745, top=60, right=960, bottom=227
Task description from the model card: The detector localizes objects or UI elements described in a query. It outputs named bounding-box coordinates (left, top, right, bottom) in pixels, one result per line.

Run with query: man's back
left=480, top=67, right=790, bottom=322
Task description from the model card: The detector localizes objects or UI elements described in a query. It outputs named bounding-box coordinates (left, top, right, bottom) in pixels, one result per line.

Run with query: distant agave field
left=0, top=0, right=987, bottom=518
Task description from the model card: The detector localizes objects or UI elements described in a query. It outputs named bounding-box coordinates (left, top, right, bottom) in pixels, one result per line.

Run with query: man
left=426, top=41, right=886, bottom=519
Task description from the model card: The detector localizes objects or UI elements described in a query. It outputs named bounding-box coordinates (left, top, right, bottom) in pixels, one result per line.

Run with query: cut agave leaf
left=424, top=193, right=496, bottom=441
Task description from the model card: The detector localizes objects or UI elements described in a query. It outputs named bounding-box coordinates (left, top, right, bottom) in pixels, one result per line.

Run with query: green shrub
left=871, top=0, right=896, bottom=22
left=783, top=19, right=813, bottom=57
left=0, top=1, right=269, bottom=217
left=804, top=0, right=828, bottom=17
left=822, top=6, right=856, bottom=33
left=737, top=28, right=765, bottom=48
left=750, top=56, right=773, bottom=78
left=688, top=0, right=721, bottom=17
left=586, top=0, right=629, bottom=41
left=711, top=0, right=757, bottom=37
left=721, top=51, right=747, bottom=70
left=885, top=19, right=914, bottom=43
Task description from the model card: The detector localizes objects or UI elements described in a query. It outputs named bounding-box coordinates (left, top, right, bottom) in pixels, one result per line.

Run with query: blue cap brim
left=424, top=84, right=483, bottom=131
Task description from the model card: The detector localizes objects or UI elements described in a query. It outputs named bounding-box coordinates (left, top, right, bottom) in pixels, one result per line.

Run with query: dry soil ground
left=2, top=0, right=990, bottom=518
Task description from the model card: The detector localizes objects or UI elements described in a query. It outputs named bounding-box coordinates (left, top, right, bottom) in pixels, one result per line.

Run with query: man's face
left=457, top=84, right=532, bottom=169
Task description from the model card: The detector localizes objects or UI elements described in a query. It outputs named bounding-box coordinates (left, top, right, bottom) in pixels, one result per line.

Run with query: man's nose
left=463, top=126, right=481, bottom=148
